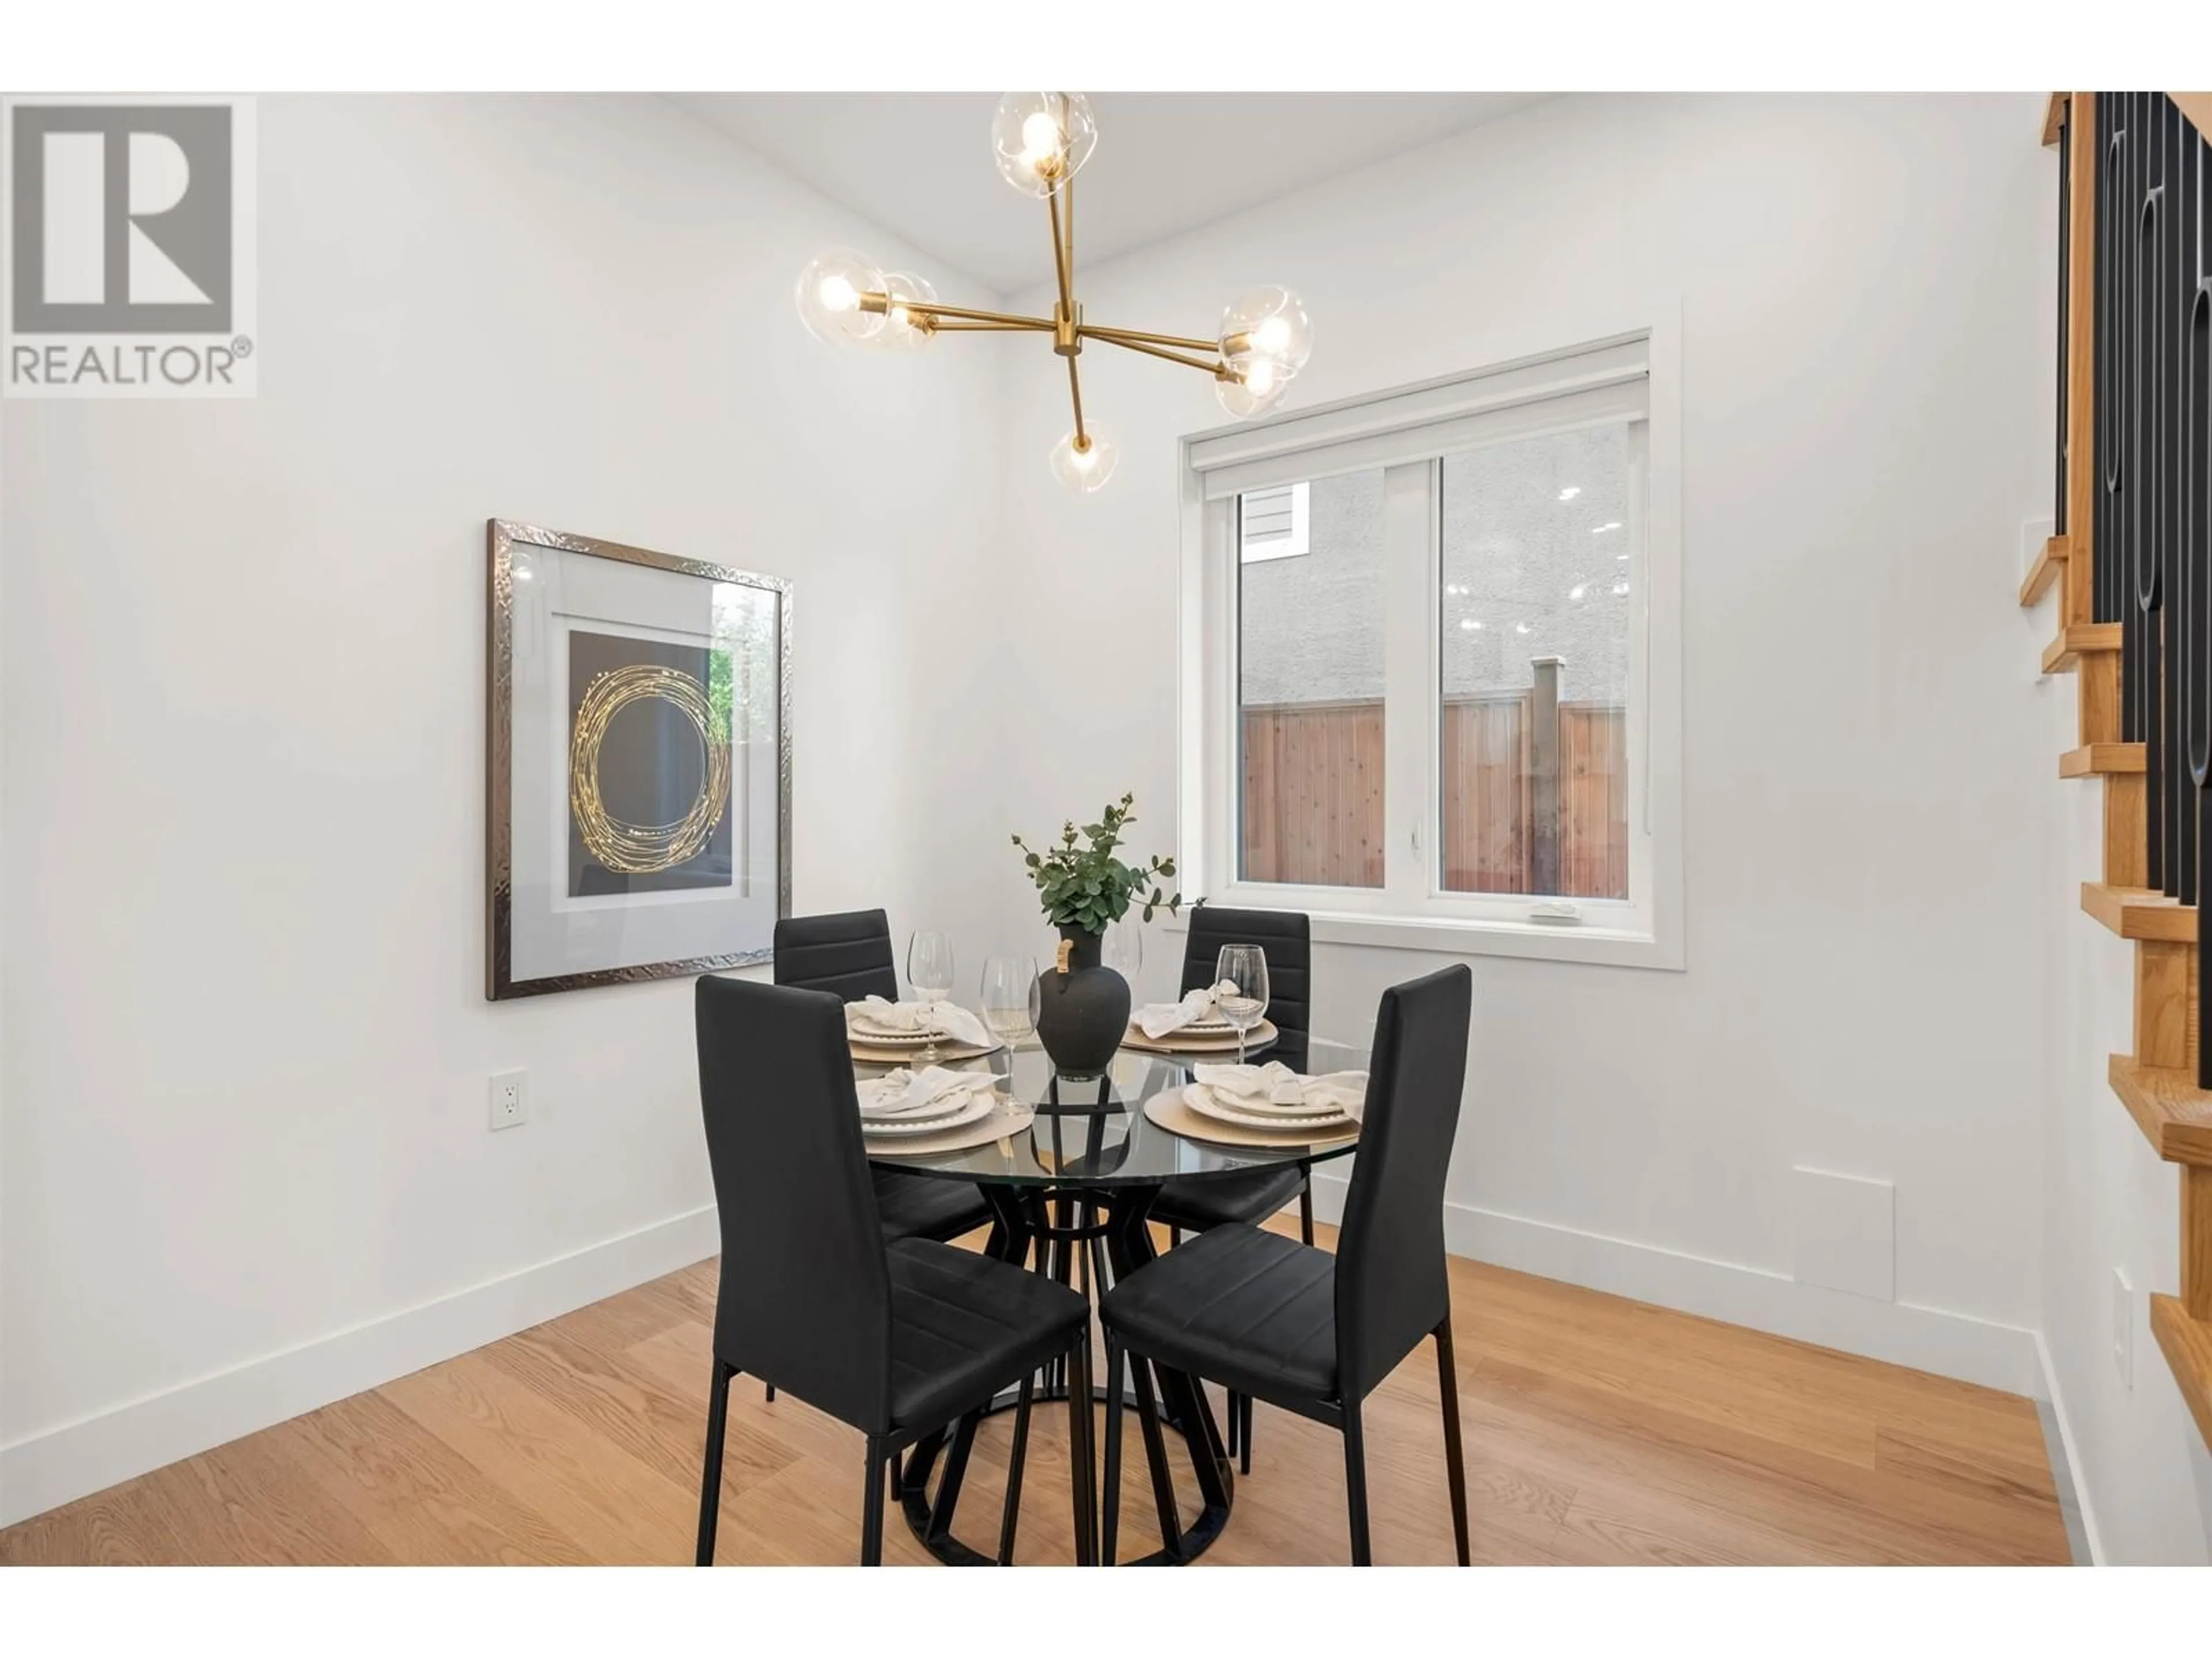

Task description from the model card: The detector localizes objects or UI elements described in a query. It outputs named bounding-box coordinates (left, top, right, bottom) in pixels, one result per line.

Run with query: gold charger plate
left=866, top=1100, right=1035, bottom=1158
left=849, top=1036, right=1002, bottom=1065
left=1141, top=1086, right=1357, bottom=1150
left=1120, top=1017, right=1278, bottom=1058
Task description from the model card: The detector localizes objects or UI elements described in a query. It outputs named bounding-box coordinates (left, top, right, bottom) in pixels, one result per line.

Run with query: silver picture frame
left=486, top=518, right=793, bottom=999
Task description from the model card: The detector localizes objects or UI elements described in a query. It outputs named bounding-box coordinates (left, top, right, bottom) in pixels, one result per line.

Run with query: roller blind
left=1191, top=332, right=1649, bottom=501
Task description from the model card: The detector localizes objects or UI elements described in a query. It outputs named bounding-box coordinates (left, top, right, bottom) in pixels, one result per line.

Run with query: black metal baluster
left=2187, top=120, right=2212, bottom=1085
left=2165, top=99, right=2194, bottom=906
left=2140, top=96, right=2167, bottom=893
left=2100, top=93, right=2123, bottom=626
left=2059, top=97, right=2073, bottom=535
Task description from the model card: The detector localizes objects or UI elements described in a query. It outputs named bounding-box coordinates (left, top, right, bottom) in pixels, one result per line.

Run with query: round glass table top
left=858, top=1042, right=1354, bottom=1190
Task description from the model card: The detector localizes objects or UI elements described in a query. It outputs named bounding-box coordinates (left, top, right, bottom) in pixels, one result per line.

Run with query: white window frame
left=1173, top=315, right=1684, bottom=971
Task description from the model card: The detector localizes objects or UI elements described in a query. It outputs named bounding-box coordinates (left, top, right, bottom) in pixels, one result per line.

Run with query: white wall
left=0, top=94, right=1010, bottom=1523
left=991, top=96, right=2058, bottom=1389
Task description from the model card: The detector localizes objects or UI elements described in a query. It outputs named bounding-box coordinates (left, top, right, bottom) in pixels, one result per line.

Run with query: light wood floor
left=0, top=1218, right=2070, bottom=1566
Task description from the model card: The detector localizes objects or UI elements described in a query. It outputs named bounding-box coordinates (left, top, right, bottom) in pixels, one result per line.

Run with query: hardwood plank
left=2134, top=941, right=2194, bottom=1071
left=2107, top=1053, right=2212, bottom=1167
left=2105, top=774, right=2147, bottom=887
left=2042, top=622, right=2122, bottom=675
left=2020, top=533, right=2065, bottom=606
left=0, top=1227, right=2068, bottom=1566
left=2150, top=1294, right=2212, bottom=1449
left=2081, top=881, right=2196, bottom=944
left=273, top=1392, right=590, bottom=1565
left=2186, top=1168, right=2212, bottom=1323
left=2059, top=742, right=2144, bottom=778
left=381, top=1352, right=700, bottom=1564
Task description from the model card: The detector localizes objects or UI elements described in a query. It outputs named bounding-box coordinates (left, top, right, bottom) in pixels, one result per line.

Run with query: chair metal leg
left=695, top=1357, right=735, bottom=1565
left=1342, top=1397, right=1372, bottom=1566
left=1435, top=1317, right=1471, bottom=1566
left=763, top=1383, right=775, bottom=1403
left=1225, top=1389, right=1239, bottom=1456
left=1168, top=1224, right=1181, bottom=1248
left=1101, top=1337, right=1126, bottom=1567
left=1067, top=1335, right=1099, bottom=1565
left=998, top=1374, right=1035, bottom=1565
left=1239, top=1393, right=1253, bottom=1476
left=1298, top=1182, right=1315, bottom=1247
left=860, top=1434, right=888, bottom=1566
left=1127, top=1350, right=1185, bottom=1560
left=928, top=1408, right=983, bottom=1544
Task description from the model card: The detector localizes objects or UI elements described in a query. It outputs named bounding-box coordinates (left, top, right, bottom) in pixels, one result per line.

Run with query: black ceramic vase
left=1034, top=926, right=1130, bottom=1080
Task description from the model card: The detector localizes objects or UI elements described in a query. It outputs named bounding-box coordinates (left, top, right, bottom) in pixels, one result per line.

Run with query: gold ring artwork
left=569, top=664, right=730, bottom=874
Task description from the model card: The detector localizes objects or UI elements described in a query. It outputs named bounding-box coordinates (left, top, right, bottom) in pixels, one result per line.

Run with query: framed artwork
left=486, top=519, right=791, bottom=999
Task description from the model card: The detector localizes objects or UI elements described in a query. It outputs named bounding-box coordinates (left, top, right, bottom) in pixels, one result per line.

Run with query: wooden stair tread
left=2081, top=882, right=2198, bottom=942
left=2020, top=534, right=2067, bottom=606
left=2151, top=1295, right=2212, bottom=1449
left=2059, top=742, right=2145, bottom=777
left=2107, top=1055, right=2212, bottom=1166
left=2042, top=622, right=2122, bottom=674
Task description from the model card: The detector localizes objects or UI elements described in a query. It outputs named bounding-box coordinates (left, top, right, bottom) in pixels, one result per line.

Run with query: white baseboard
left=2033, top=1330, right=2107, bottom=1564
left=0, top=1206, right=720, bottom=1529
left=1308, top=1173, right=2041, bottom=1396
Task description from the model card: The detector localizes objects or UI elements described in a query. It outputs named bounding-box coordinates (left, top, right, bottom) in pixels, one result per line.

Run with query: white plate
left=863, top=1089, right=999, bottom=1138
left=856, top=1077, right=988, bottom=1123
left=848, top=1024, right=944, bottom=1047
left=1183, top=1083, right=1356, bottom=1135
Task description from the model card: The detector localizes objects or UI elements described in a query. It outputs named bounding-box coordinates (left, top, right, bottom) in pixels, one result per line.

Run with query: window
left=1183, top=330, right=1681, bottom=968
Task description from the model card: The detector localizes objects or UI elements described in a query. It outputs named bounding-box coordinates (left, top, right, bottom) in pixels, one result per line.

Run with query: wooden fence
left=1241, top=680, right=1627, bottom=897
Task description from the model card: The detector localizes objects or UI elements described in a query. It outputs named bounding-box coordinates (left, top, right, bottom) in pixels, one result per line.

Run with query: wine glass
left=907, top=930, right=955, bottom=1063
left=1103, top=916, right=1143, bottom=983
left=980, top=954, right=1040, bottom=1051
left=1214, top=944, right=1270, bottom=1066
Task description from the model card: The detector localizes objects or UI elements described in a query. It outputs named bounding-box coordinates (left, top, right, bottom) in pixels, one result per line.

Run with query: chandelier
left=794, top=92, right=1313, bottom=493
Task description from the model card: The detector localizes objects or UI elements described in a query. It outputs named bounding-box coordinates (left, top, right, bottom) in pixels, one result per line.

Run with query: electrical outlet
left=2112, top=1267, right=2133, bottom=1388
left=488, top=1070, right=527, bottom=1131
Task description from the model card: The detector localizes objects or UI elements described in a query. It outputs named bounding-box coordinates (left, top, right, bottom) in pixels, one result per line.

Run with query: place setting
left=842, top=930, right=1006, bottom=1063
left=1143, top=1058, right=1368, bottom=1150
left=855, top=1065, right=1033, bottom=1157
left=1121, top=943, right=1279, bottom=1060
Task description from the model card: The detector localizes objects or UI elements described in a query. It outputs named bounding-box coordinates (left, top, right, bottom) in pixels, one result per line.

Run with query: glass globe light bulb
left=794, top=248, right=885, bottom=344
left=1214, top=365, right=1289, bottom=419
left=1049, top=426, right=1119, bottom=493
left=1218, top=285, right=1314, bottom=377
left=876, top=271, right=938, bottom=350
left=993, top=92, right=1098, bottom=198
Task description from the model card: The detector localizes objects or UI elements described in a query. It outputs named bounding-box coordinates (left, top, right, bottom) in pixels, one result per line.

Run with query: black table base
left=891, top=1181, right=1233, bottom=1566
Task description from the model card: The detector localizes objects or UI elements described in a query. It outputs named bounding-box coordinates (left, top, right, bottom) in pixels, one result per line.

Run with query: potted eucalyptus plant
left=1012, top=793, right=1180, bottom=1077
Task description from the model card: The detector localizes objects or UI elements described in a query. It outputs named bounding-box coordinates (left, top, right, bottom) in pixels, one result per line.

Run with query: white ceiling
left=670, top=92, right=1553, bottom=294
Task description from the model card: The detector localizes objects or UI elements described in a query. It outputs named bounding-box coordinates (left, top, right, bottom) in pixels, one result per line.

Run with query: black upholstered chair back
left=1179, top=907, right=1310, bottom=1073
left=1334, top=964, right=1472, bottom=1399
left=695, top=976, right=893, bottom=1431
left=774, top=909, right=899, bottom=1003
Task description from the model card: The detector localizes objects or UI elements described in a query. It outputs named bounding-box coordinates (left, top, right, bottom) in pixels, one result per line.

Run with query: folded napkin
left=1192, top=1060, right=1369, bottom=1121
left=855, top=1066, right=999, bottom=1119
left=1135, top=979, right=1244, bottom=1041
left=845, top=996, right=994, bottom=1051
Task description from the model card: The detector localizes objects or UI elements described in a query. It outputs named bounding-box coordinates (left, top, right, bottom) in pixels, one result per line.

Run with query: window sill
left=1161, top=903, right=1683, bottom=971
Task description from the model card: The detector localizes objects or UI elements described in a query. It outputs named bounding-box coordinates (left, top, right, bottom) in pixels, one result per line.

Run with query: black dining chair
left=1148, top=906, right=1314, bottom=1465
left=1097, top=964, right=1472, bottom=1567
left=694, top=976, right=1097, bottom=1566
left=770, top=910, right=999, bottom=1403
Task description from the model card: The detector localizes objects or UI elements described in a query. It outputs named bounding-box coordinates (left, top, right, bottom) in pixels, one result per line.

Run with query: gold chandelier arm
left=1080, top=327, right=1228, bottom=377
left=927, top=319, right=1047, bottom=332
left=862, top=294, right=1055, bottom=330
left=1048, top=192, right=1074, bottom=323
left=1067, top=353, right=1087, bottom=446
left=1082, top=323, right=1224, bottom=355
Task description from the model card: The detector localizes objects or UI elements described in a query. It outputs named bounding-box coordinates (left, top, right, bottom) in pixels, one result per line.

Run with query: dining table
left=857, top=1033, right=1359, bottom=1566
